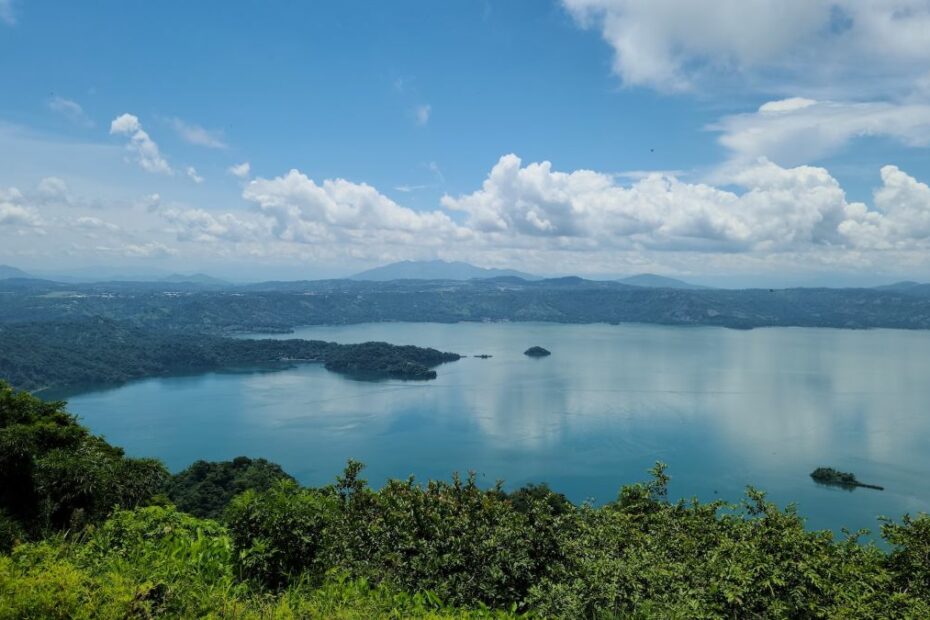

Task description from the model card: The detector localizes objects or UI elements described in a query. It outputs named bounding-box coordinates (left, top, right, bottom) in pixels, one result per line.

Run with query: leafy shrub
left=334, top=472, right=565, bottom=609
left=882, top=513, right=930, bottom=602
left=0, top=382, right=168, bottom=539
left=164, top=456, right=296, bottom=519
left=0, top=532, right=514, bottom=619
left=228, top=461, right=567, bottom=609
left=226, top=480, right=339, bottom=588
left=526, top=476, right=930, bottom=618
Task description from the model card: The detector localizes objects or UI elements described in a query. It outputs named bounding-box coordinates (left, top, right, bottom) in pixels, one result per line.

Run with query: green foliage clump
left=0, top=382, right=167, bottom=541
left=164, top=456, right=296, bottom=519
left=226, top=461, right=565, bottom=608
left=228, top=481, right=339, bottom=588
left=0, top=506, right=513, bottom=619
left=882, top=513, right=930, bottom=598
left=503, top=482, right=571, bottom=516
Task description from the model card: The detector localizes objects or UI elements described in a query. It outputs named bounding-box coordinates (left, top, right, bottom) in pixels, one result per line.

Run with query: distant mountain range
left=0, top=264, right=31, bottom=279
left=4, top=259, right=930, bottom=294
left=7, top=274, right=930, bottom=331
left=351, top=260, right=719, bottom=289
left=616, top=274, right=708, bottom=289
left=873, top=281, right=930, bottom=296
left=159, top=273, right=230, bottom=286
left=352, top=260, right=539, bottom=281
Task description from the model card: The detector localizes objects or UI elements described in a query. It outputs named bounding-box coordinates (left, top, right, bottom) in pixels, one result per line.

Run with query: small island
left=323, top=341, right=460, bottom=380
left=810, top=467, right=884, bottom=491
left=524, top=346, right=551, bottom=357
left=474, top=354, right=493, bottom=359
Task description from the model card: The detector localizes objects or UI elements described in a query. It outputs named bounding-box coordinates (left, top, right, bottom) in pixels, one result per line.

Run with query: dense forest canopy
left=4, top=276, right=930, bottom=332
left=2, top=381, right=930, bottom=617
left=0, top=319, right=460, bottom=391
left=164, top=457, right=296, bottom=519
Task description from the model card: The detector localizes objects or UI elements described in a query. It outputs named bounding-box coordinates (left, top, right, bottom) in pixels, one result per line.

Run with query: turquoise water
left=63, top=322, right=930, bottom=535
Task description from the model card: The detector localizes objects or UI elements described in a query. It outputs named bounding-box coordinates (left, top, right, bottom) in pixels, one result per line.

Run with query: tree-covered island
left=523, top=346, right=551, bottom=357
left=811, top=467, right=885, bottom=490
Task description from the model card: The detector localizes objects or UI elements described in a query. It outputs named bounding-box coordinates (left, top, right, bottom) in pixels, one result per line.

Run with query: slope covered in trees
left=0, top=319, right=460, bottom=391
left=5, top=276, right=930, bottom=332
left=3, top=382, right=930, bottom=617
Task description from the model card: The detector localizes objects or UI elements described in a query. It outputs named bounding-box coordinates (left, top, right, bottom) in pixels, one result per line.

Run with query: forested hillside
left=3, top=382, right=930, bottom=618
left=4, top=276, right=930, bottom=332
left=0, top=319, right=460, bottom=391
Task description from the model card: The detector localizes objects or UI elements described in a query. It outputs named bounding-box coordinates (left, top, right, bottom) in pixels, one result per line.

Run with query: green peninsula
left=0, top=319, right=460, bottom=391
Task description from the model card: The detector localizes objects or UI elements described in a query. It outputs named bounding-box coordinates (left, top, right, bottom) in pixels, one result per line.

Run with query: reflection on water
left=64, top=322, right=930, bottom=535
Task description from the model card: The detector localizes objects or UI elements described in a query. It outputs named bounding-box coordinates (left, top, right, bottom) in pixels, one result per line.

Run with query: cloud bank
left=7, top=151, right=930, bottom=276
left=712, top=98, right=930, bottom=170
left=562, top=0, right=930, bottom=96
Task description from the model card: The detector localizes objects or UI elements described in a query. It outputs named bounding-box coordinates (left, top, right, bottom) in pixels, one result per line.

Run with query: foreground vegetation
left=0, top=319, right=460, bottom=391
left=3, top=382, right=930, bottom=618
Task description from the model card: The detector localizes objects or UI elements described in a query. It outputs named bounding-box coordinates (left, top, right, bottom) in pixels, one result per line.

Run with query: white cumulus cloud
left=562, top=0, right=930, bottom=96
left=0, top=186, right=42, bottom=227
left=839, top=165, right=930, bottom=250
left=442, top=154, right=930, bottom=254
left=157, top=206, right=268, bottom=243
left=109, top=113, right=172, bottom=174
left=711, top=98, right=930, bottom=170
left=242, top=169, right=459, bottom=245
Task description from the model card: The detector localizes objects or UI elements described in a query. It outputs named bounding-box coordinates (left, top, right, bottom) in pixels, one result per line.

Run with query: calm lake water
left=62, top=322, right=930, bottom=535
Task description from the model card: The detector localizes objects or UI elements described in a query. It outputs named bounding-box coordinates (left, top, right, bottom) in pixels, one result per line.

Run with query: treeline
left=0, top=319, right=460, bottom=391
left=164, top=457, right=295, bottom=520
left=3, top=382, right=930, bottom=617
left=5, top=276, right=930, bottom=331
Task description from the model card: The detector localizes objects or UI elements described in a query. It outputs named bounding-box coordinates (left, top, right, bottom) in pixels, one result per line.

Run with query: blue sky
left=3, top=0, right=930, bottom=285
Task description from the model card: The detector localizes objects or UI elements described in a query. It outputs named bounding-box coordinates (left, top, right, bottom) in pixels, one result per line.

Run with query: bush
left=0, top=527, right=515, bottom=619
left=0, top=382, right=168, bottom=539
left=164, top=456, right=296, bottom=520
left=226, top=480, right=339, bottom=588
left=883, top=513, right=930, bottom=603
left=526, top=476, right=929, bottom=618
left=333, top=472, right=564, bottom=609
left=227, top=461, right=568, bottom=609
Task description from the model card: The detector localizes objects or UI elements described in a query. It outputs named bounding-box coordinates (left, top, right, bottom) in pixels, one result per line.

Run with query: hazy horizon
left=1, top=258, right=921, bottom=289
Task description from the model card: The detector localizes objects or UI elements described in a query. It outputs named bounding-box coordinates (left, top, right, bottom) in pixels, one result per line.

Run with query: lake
left=62, top=322, right=930, bottom=536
